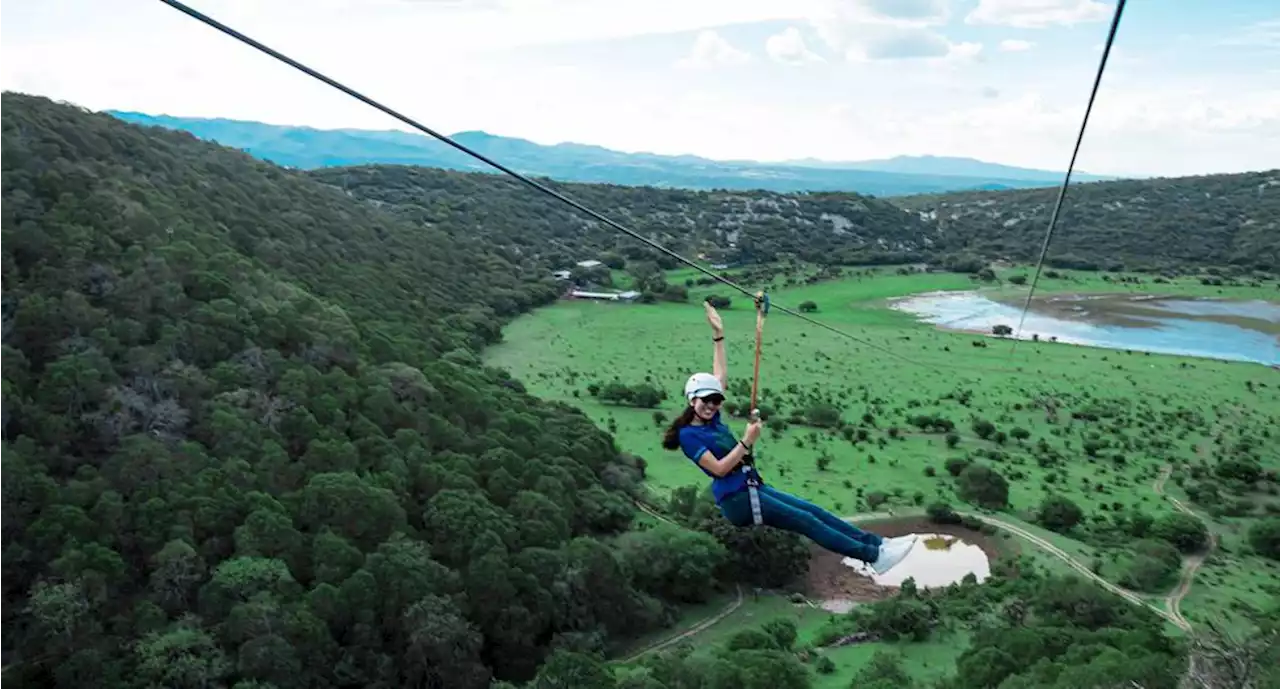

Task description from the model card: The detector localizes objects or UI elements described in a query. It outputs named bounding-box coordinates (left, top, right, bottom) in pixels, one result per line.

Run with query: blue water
left=890, top=291, right=1279, bottom=366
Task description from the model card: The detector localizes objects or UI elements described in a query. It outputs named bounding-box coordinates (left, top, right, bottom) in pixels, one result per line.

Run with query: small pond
left=843, top=534, right=991, bottom=589
left=890, top=291, right=1279, bottom=365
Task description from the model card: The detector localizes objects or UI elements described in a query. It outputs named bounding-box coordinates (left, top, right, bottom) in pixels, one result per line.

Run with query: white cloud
left=677, top=30, right=752, bottom=69
left=966, top=0, right=1111, bottom=29
left=1215, top=18, right=1280, bottom=51
left=891, top=85, right=1280, bottom=175
left=766, top=27, right=824, bottom=65
left=948, top=42, right=985, bottom=61
left=806, top=0, right=953, bottom=55
left=2, top=0, right=1275, bottom=179
left=851, top=0, right=951, bottom=26
left=95, top=0, right=827, bottom=55
left=798, top=1, right=980, bottom=66
left=845, top=28, right=982, bottom=64
left=999, top=39, right=1035, bottom=52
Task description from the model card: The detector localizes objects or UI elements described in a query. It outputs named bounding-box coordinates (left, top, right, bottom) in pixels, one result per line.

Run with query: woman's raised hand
left=743, top=419, right=763, bottom=445
left=704, top=300, right=724, bottom=338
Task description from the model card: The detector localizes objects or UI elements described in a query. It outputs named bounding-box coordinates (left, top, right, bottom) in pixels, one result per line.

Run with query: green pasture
left=990, top=265, right=1279, bottom=302
left=611, top=590, right=971, bottom=689
left=814, top=633, right=972, bottom=689
left=485, top=263, right=1279, bottom=679
left=488, top=266, right=1274, bottom=516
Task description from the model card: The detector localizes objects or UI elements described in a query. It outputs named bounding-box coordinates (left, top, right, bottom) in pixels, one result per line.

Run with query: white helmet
left=684, top=372, right=724, bottom=401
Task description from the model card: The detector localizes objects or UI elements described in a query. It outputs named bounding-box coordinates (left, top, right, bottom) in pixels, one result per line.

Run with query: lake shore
left=889, top=289, right=1279, bottom=365
left=986, top=291, right=1280, bottom=334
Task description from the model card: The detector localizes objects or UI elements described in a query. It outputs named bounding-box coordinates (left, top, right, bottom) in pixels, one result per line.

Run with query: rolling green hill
left=2, top=91, right=810, bottom=689
left=306, top=164, right=940, bottom=272
left=315, top=163, right=1280, bottom=278
left=109, top=112, right=1280, bottom=275
left=893, top=172, right=1280, bottom=272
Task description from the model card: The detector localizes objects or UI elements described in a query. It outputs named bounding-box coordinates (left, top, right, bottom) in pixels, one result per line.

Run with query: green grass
left=813, top=632, right=972, bottom=689
left=674, top=594, right=820, bottom=650
left=1181, top=548, right=1280, bottom=634
left=611, top=591, right=969, bottom=688
left=608, top=588, right=742, bottom=660
left=1156, top=481, right=1280, bottom=636
left=608, top=593, right=826, bottom=668
left=485, top=264, right=1279, bottom=681
left=488, top=267, right=1275, bottom=514
left=990, top=265, right=1278, bottom=302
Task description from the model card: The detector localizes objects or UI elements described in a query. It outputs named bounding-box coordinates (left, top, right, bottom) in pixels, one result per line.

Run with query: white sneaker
left=884, top=535, right=919, bottom=549
left=869, top=537, right=917, bottom=575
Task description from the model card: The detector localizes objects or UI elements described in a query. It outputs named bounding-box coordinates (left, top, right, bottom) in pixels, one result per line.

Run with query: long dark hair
left=661, top=406, right=698, bottom=450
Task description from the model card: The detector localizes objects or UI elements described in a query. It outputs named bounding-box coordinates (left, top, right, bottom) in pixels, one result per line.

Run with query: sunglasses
left=698, top=394, right=725, bottom=405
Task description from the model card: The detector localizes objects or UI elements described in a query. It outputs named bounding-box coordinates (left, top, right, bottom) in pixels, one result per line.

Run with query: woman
left=661, top=301, right=917, bottom=576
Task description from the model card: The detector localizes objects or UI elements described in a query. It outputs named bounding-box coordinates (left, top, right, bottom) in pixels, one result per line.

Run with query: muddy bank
left=987, top=292, right=1280, bottom=334
left=804, top=518, right=1009, bottom=604
left=890, top=290, right=1279, bottom=365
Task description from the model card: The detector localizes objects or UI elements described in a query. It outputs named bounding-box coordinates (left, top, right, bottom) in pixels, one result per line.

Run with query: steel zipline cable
left=1009, top=0, right=1128, bottom=356
left=154, top=0, right=1123, bottom=377
left=154, top=0, right=944, bottom=369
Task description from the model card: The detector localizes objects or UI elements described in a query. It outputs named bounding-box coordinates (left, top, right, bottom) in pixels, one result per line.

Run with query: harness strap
left=744, top=465, right=763, bottom=525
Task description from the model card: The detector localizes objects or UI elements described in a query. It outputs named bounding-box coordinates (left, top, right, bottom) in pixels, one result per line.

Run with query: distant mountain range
left=108, top=110, right=1118, bottom=197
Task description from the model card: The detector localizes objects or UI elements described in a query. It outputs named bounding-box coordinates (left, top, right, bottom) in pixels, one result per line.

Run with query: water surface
left=843, top=534, right=991, bottom=589
left=890, top=291, right=1279, bottom=365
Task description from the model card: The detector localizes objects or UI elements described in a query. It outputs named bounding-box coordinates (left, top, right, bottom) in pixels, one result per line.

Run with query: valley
left=4, top=91, right=1279, bottom=689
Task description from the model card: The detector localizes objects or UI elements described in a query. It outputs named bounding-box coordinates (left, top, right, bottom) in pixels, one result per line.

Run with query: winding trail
left=617, top=501, right=746, bottom=663
left=617, top=585, right=745, bottom=664
left=1153, top=464, right=1216, bottom=632
left=949, top=511, right=1182, bottom=627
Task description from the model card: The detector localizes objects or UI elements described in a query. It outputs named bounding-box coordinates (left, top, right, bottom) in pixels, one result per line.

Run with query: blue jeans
left=719, top=485, right=883, bottom=563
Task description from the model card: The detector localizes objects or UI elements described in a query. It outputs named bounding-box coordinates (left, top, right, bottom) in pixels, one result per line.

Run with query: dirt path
left=1153, top=464, right=1216, bottom=632
left=952, top=511, right=1188, bottom=630
left=617, top=501, right=748, bottom=664
left=617, top=585, right=745, bottom=664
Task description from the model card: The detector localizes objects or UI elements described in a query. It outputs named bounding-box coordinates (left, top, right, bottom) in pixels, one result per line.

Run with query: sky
left=3, top=0, right=1279, bottom=177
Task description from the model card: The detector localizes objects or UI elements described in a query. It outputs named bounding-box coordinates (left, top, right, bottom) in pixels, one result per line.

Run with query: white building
left=570, top=290, right=641, bottom=302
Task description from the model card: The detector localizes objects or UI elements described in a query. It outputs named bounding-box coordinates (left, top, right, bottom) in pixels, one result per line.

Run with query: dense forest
left=0, top=92, right=810, bottom=688
left=309, top=164, right=1280, bottom=278
left=306, top=165, right=939, bottom=270
left=893, top=172, right=1280, bottom=272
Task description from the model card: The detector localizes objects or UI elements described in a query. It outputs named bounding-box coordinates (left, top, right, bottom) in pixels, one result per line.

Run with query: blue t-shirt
left=678, top=411, right=748, bottom=504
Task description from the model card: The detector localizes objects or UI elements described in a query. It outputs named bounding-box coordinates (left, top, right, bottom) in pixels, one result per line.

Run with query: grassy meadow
left=608, top=584, right=973, bottom=689
left=484, top=263, right=1280, bottom=678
